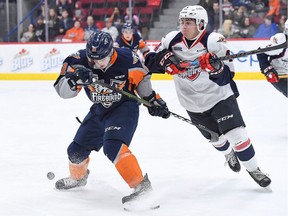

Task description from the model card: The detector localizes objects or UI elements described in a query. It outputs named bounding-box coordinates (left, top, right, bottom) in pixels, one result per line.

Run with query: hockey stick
left=82, top=79, right=219, bottom=142
left=187, top=40, right=288, bottom=66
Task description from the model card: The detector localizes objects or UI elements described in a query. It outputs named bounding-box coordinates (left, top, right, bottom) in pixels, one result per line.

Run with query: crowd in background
left=200, top=0, right=287, bottom=39
left=20, top=0, right=143, bottom=43
left=20, top=0, right=288, bottom=43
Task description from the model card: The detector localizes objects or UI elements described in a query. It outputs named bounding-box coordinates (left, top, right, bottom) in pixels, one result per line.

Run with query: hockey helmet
left=179, top=5, right=208, bottom=31
left=122, top=22, right=134, bottom=33
left=284, top=19, right=288, bottom=34
left=86, top=31, right=113, bottom=60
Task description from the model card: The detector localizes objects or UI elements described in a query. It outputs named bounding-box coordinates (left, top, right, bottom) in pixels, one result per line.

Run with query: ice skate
left=122, top=174, right=159, bottom=211
left=224, top=150, right=241, bottom=172
left=247, top=168, right=271, bottom=188
left=55, top=169, right=90, bottom=190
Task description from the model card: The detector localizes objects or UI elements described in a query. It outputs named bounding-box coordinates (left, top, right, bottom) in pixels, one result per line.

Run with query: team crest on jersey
left=90, top=79, right=124, bottom=108
left=217, top=37, right=227, bottom=43
left=178, top=67, right=201, bottom=81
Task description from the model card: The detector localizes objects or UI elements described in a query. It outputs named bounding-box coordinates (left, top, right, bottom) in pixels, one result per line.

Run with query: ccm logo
left=160, top=52, right=173, bottom=66
left=217, top=114, right=234, bottom=123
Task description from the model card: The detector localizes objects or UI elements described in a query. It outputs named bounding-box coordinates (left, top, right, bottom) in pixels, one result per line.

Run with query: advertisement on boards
left=0, top=39, right=269, bottom=80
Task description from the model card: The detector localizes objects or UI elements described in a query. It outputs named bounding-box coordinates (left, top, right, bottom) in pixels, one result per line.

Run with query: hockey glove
left=155, top=49, right=186, bottom=75
left=143, top=91, right=170, bottom=119
left=199, top=53, right=224, bottom=75
left=262, top=66, right=279, bottom=83
left=65, top=66, right=93, bottom=91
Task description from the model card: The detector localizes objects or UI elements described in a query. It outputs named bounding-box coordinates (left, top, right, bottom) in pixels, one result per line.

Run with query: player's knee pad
left=67, top=141, right=91, bottom=164
left=103, top=139, right=123, bottom=163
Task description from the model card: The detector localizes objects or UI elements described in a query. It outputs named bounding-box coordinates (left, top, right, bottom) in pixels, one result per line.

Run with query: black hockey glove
left=65, top=66, right=93, bottom=91
left=155, top=49, right=186, bottom=75
left=199, top=52, right=224, bottom=75
left=143, top=91, right=170, bottom=119
left=262, top=65, right=279, bottom=83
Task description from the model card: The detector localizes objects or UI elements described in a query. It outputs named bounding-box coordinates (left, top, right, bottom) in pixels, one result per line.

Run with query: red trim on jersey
left=181, top=30, right=207, bottom=49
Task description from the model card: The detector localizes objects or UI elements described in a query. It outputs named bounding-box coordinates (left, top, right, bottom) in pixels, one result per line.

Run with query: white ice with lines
left=0, top=80, right=287, bottom=216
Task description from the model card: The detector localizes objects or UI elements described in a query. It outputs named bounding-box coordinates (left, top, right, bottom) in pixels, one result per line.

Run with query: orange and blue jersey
left=54, top=47, right=153, bottom=117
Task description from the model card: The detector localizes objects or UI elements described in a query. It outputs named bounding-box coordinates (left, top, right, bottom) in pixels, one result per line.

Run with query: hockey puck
left=47, top=172, right=55, bottom=180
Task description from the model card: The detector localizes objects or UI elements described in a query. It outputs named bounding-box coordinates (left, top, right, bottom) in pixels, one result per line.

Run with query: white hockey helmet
left=179, top=5, right=208, bottom=32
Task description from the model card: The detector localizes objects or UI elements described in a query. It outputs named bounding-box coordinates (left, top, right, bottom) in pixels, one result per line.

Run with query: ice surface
left=0, top=80, right=287, bottom=216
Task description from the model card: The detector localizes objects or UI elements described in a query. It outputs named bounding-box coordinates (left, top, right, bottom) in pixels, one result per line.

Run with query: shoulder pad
left=207, top=32, right=228, bottom=57
left=160, top=31, right=180, bottom=50
left=265, top=33, right=286, bottom=56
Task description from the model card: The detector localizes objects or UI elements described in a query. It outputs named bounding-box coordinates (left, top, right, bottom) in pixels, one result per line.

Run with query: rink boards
left=0, top=39, right=270, bottom=80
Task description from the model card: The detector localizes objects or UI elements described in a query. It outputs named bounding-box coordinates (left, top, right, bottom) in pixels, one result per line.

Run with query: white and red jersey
left=146, top=30, right=237, bottom=113
left=259, top=33, right=288, bottom=75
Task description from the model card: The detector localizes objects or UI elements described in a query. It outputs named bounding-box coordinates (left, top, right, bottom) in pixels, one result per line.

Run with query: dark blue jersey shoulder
left=116, top=33, right=141, bottom=53
left=64, top=49, right=90, bottom=68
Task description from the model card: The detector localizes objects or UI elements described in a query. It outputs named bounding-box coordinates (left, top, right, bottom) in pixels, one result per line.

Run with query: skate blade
left=123, top=203, right=160, bottom=212
left=264, top=185, right=272, bottom=192
left=123, top=193, right=160, bottom=212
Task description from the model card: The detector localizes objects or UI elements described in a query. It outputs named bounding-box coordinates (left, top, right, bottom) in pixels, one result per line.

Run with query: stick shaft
left=84, top=80, right=219, bottom=142
left=189, top=41, right=287, bottom=66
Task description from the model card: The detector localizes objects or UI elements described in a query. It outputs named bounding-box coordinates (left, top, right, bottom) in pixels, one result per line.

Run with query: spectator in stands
left=59, top=9, right=74, bottom=35
left=252, top=0, right=267, bottom=19
left=253, top=16, right=279, bottom=38
left=73, top=1, right=87, bottom=23
left=278, top=15, right=287, bottom=32
left=46, top=8, right=60, bottom=41
left=56, top=0, right=73, bottom=18
left=123, top=8, right=140, bottom=32
left=63, top=20, right=85, bottom=42
left=83, top=16, right=99, bottom=41
left=221, top=19, right=240, bottom=38
left=222, top=0, right=234, bottom=20
left=198, top=0, right=213, bottom=14
left=109, top=6, right=123, bottom=28
left=102, top=18, right=119, bottom=41
left=20, top=24, right=35, bottom=42
left=34, top=17, right=46, bottom=42
left=207, top=1, right=223, bottom=32
left=232, top=6, right=247, bottom=27
left=249, top=9, right=265, bottom=28
left=239, top=17, right=256, bottom=38
left=232, top=0, right=254, bottom=10
left=266, top=0, right=280, bottom=18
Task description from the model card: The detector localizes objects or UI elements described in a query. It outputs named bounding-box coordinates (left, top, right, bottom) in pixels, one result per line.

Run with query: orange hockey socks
left=69, top=157, right=90, bottom=180
left=115, top=144, right=144, bottom=188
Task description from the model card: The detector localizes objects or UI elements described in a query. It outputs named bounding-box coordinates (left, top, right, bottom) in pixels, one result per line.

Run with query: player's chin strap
left=81, top=78, right=219, bottom=142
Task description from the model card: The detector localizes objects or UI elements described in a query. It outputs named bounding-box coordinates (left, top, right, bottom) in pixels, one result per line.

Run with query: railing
left=5, top=0, right=46, bottom=42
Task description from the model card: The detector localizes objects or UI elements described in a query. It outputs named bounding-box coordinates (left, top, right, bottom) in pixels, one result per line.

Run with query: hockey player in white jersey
left=256, top=19, right=288, bottom=97
left=145, top=5, right=271, bottom=188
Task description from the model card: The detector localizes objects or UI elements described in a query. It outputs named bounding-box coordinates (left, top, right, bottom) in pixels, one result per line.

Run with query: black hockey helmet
left=86, top=31, right=113, bottom=60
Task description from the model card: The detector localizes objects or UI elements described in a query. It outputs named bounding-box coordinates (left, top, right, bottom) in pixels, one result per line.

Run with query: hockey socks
left=115, top=144, right=144, bottom=188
